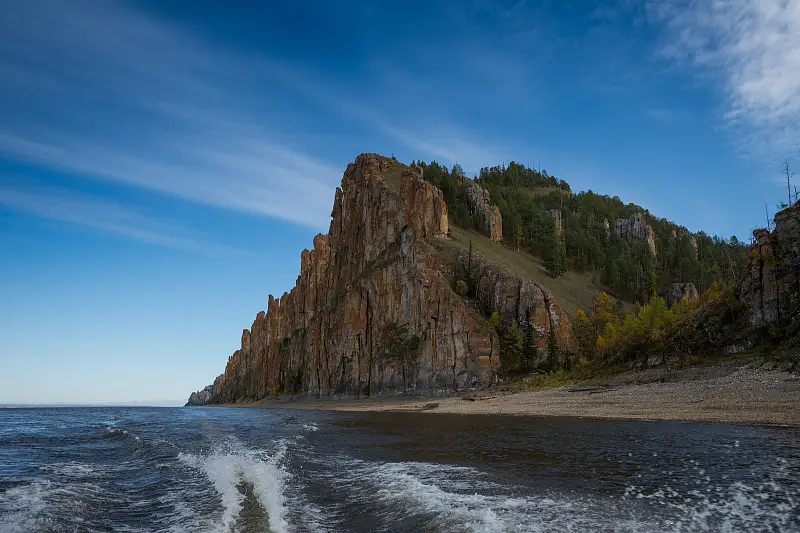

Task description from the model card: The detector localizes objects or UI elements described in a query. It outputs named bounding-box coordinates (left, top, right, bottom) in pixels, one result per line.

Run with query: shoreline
left=213, top=358, right=800, bottom=427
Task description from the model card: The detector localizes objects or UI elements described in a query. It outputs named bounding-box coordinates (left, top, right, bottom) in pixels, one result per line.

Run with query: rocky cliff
left=458, top=251, right=577, bottom=361
left=462, top=179, right=503, bottom=242
left=185, top=382, right=217, bottom=406
left=741, top=203, right=800, bottom=327
left=206, top=154, right=508, bottom=403
left=187, top=154, right=583, bottom=405
left=672, top=227, right=698, bottom=258
left=615, top=213, right=656, bottom=256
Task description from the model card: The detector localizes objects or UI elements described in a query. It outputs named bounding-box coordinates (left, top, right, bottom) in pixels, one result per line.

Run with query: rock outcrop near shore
left=458, top=251, right=577, bottom=361
left=185, top=382, right=217, bottom=406
left=201, top=154, right=522, bottom=404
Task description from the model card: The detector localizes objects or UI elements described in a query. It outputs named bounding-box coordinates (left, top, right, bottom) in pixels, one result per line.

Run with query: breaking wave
left=178, top=438, right=290, bottom=533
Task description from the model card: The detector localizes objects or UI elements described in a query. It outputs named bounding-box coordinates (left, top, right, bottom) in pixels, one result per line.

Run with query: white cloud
left=0, top=0, right=513, bottom=227
left=0, top=0, right=340, bottom=229
left=0, top=183, right=244, bottom=256
left=650, top=0, right=800, bottom=158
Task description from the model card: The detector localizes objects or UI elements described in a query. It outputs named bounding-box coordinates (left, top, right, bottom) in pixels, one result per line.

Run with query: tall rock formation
left=615, top=213, right=656, bottom=256
left=740, top=203, right=800, bottom=326
left=462, top=179, right=503, bottom=242
left=208, top=154, right=503, bottom=403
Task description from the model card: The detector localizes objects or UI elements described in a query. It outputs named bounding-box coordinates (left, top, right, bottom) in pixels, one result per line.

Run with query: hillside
left=416, top=160, right=749, bottom=306
left=436, top=225, right=601, bottom=316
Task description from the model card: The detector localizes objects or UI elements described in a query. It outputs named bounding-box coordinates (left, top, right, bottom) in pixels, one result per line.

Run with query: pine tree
left=545, top=223, right=567, bottom=277
left=521, top=323, right=537, bottom=370
left=546, top=328, right=560, bottom=372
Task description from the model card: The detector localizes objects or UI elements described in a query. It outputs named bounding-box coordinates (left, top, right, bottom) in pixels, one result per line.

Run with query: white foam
left=39, top=462, right=95, bottom=477
left=331, top=458, right=800, bottom=533
left=624, top=465, right=800, bottom=533
left=0, top=480, right=52, bottom=533
left=301, top=424, right=319, bottom=432
left=178, top=439, right=290, bottom=533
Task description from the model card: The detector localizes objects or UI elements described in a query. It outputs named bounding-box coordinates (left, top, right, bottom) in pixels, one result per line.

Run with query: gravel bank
left=219, top=358, right=800, bottom=426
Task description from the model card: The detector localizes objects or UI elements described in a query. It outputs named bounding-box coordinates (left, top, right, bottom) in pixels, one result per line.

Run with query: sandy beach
left=218, top=358, right=800, bottom=426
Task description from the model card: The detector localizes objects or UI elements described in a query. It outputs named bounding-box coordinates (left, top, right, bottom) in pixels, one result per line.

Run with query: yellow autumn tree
left=488, top=312, right=502, bottom=331
left=572, top=309, right=597, bottom=360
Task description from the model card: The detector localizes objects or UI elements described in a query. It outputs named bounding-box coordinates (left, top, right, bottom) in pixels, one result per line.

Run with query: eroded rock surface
left=458, top=251, right=578, bottom=362
left=185, top=382, right=217, bottom=406
left=208, top=154, right=500, bottom=403
left=741, top=203, right=800, bottom=326
left=462, top=179, right=503, bottom=242
left=665, top=283, right=699, bottom=307
left=615, top=213, right=656, bottom=256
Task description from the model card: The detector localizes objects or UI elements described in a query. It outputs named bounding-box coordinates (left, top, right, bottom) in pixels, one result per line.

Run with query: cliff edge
left=191, top=154, right=578, bottom=404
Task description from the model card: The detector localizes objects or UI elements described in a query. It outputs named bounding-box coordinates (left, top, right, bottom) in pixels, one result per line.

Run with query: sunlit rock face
left=208, top=154, right=500, bottom=402
left=615, top=213, right=656, bottom=256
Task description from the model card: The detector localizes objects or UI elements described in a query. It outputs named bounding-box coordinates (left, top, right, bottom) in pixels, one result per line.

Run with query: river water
left=0, top=407, right=798, bottom=532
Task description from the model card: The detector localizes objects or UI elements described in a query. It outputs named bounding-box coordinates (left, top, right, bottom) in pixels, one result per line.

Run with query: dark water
left=1, top=408, right=798, bottom=532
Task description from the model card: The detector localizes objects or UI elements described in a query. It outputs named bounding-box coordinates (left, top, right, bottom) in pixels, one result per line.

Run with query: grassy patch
left=442, top=225, right=603, bottom=315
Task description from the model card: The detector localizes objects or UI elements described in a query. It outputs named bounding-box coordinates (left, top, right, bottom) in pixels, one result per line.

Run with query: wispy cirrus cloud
left=649, top=0, right=800, bottom=158
left=0, top=0, right=526, bottom=236
left=0, top=0, right=340, bottom=229
left=0, top=183, right=243, bottom=257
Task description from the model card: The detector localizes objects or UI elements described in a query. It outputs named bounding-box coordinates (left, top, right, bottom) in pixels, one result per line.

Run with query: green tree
left=545, top=223, right=567, bottom=277
left=545, top=328, right=560, bottom=372
left=521, top=322, right=537, bottom=370
left=488, top=312, right=502, bottom=331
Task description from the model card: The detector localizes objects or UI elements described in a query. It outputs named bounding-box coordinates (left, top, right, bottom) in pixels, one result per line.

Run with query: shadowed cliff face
left=741, top=203, right=800, bottom=327
left=462, top=179, right=503, bottom=242
left=209, top=154, right=502, bottom=403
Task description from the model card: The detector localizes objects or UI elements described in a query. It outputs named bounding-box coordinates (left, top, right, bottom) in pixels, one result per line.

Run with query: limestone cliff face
left=210, top=154, right=499, bottom=403
left=615, top=213, right=656, bottom=256
left=462, top=179, right=503, bottom=242
left=741, top=203, right=800, bottom=326
left=458, top=251, right=578, bottom=360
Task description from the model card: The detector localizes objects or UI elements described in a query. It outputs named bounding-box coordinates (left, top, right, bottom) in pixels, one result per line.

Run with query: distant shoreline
left=212, top=358, right=800, bottom=427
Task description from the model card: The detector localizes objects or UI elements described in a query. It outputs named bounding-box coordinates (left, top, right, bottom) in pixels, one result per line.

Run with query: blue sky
left=1, top=0, right=798, bottom=404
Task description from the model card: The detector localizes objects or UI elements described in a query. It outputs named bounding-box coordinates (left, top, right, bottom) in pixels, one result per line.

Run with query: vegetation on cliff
left=416, top=160, right=749, bottom=304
